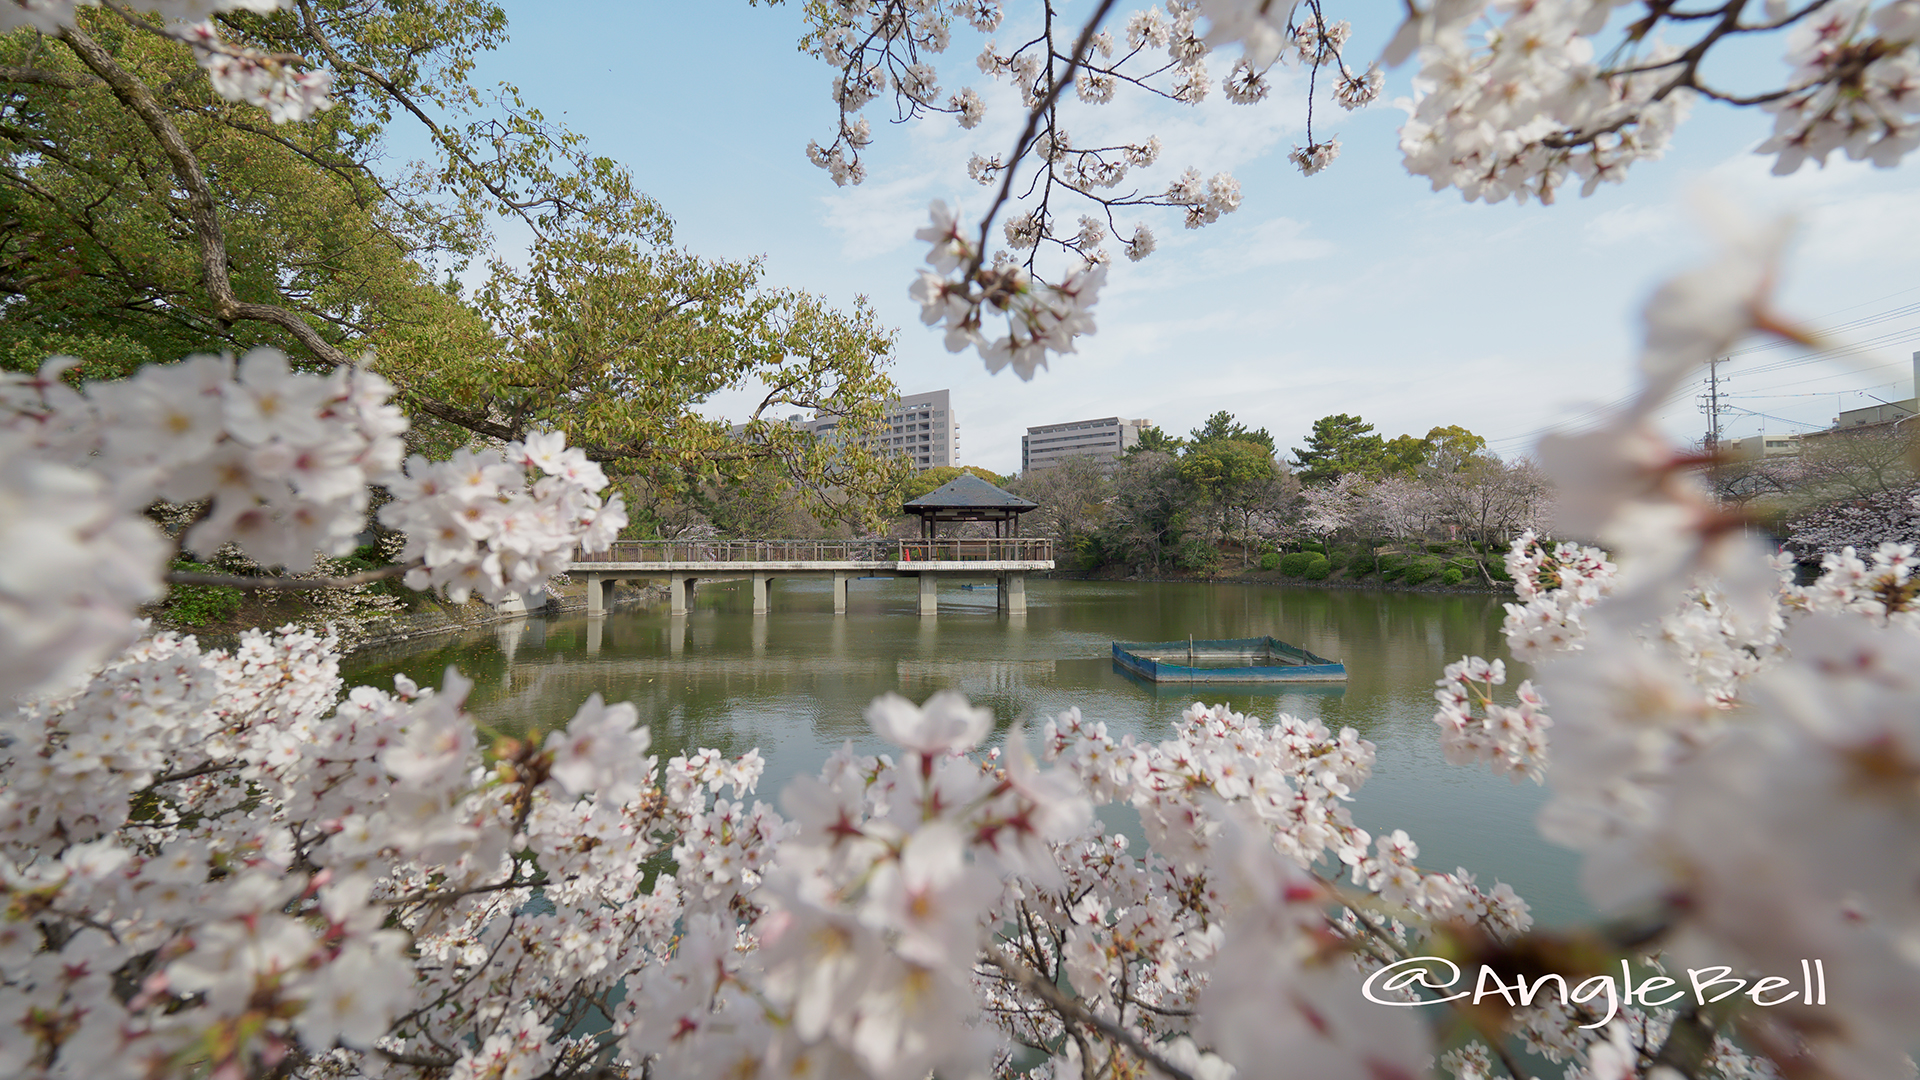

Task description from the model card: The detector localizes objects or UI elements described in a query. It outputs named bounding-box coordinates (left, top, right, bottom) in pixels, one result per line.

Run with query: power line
left=1482, top=292, right=1920, bottom=455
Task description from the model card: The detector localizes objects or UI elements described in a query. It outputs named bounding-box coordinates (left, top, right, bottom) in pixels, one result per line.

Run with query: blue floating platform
left=1112, top=636, right=1347, bottom=684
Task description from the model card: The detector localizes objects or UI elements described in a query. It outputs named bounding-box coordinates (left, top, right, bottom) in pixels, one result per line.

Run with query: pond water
left=343, top=577, right=1591, bottom=925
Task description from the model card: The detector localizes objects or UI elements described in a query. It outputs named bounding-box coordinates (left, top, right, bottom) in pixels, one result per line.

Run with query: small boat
left=1111, top=636, right=1347, bottom=684
left=958, top=582, right=998, bottom=590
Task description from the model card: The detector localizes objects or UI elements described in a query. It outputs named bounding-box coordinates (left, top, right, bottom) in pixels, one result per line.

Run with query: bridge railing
left=570, top=538, right=1054, bottom=564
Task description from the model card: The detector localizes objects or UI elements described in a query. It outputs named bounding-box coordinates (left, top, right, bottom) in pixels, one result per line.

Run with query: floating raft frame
left=1111, top=636, right=1347, bottom=684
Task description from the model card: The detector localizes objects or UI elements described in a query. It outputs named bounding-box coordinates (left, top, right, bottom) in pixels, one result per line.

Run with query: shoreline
left=1040, top=567, right=1516, bottom=597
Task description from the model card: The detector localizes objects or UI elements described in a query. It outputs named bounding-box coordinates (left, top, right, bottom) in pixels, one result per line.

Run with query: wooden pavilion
left=902, top=473, right=1038, bottom=538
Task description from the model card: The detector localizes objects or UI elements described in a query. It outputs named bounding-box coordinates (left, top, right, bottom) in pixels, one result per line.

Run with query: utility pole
left=1698, top=356, right=1727, bottom=452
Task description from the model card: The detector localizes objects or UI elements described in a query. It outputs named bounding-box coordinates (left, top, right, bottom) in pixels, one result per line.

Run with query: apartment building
left=1021, top=416, right=1151, bottom=472
left=807, top=389, right=959, bottom=470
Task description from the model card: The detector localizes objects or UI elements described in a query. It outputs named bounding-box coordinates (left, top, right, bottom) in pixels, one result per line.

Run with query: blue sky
left=463, top=1, right=1920, bottom=475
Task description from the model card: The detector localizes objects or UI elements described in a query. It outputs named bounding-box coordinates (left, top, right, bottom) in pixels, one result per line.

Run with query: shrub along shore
left=1047, top=537, right=1515, bottom=592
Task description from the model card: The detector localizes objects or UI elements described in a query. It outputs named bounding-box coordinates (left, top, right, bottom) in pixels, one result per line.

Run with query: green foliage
left=1073, top=535, right=1109, bottom=572
left=1303, top=556, right=1332, bottom=580
left=1188, top=410, right=1275, bottom=455
left=1427, top=543, right=1452, bottom=554
left=1447, top=557, right=1479, bottom=572
left=900, top=465, right=1005, bottom=502
left=1377, top=553, right=1410, bottom=579
left=1422, top=424, right=1492, bottom=472
left=1290, top=414, right=1386, bottom=485
left=1301, top=541, right=1327, bottom=554
left=1348, top=553, right=1378, bottom=575
left=468, top=214, right=903, bottom=527
left=1279, top=551, right=1318, bottom=576
left=1442, top=567, right=1465, bottom=586
left=1177, top=439, right=1276, bottom=502
left=1127, top=426, right=1186, bottom=456
left=1176, top=538, right=1222, bottom=575
left=1402, top=557, right=1446, bottom=586
left=1380, top=433, right=1430, bottom=477
left=1259, top=551, right=1282, bottom=571
left=164, top=560, right=242, bottom=627
left=0, top=5, right=904, bottom=528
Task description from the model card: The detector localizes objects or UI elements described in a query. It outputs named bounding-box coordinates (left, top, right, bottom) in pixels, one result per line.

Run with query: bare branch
left=983, top=951, right=1200, bottom=1080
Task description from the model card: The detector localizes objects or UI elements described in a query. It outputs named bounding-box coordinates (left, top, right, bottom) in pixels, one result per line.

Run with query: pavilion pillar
left=918, top=573, right=937, bottom=617
left=998, top=572, right=1027, bottom=615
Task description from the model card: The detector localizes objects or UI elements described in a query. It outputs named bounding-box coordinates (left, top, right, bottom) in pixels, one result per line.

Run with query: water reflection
left=344, top=578, right=1587, bottom=924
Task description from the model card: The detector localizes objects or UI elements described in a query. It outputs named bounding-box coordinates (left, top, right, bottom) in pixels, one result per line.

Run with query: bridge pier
left=997, top=572, right=1027, bottom=616
left=669, top=573, right=692, bottom=616
left=832, top=571, right=849, bottom=614
left=752, top=572, right=771, bottom=615
left=584, top=574, right=614, bottom=619
left=918, top=573, right=937, bottom=616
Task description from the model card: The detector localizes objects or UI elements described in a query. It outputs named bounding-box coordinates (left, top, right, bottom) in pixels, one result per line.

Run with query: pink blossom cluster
left=0, top=1, right=333, bottom=123
left=179, top=19, right=334, bottom=124
left=1395, top=0, right=1693, bottom=204
left=1788, top=482, right=1920, bottom=556
left=1, top=349, right=406, bottom=573
left=1792, top=541, right=1920, bottom=630
left=910, top=200, right=1109, bottom=379
left=0, top=622, right=788, bottom=1079
left=1500, top=530, right=1616, bottom=659
left=809, top=0, right=1379, bottom=376
left=0, top=349, right=621, bottom=705
left=1759, top=0, right=1920, bottom=172
left=1431, top=655, right=1551, bottom=782
left=379, top=434, right=628, bottom=604
left=1503, top=214, right=1920, bottom=1079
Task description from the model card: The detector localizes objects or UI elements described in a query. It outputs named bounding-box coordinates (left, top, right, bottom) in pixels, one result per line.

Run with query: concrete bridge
left=568, top=538, right=1054, bottom=617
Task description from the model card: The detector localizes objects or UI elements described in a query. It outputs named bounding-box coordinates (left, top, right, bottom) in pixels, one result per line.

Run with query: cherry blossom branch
left=967, top=0, right=1122, bottom=277
left=983, top=951, right=1200, bottom=1080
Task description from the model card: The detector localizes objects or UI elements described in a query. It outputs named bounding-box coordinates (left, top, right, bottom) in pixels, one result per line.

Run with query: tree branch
left=984, top=951, right=1199, bottom=1080
left=57, top=15, right=352, bottom=368
left=0, top=63, right=101, bottom=89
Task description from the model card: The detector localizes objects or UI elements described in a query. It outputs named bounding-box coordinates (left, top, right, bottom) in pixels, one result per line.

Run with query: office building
left=1022, top=416, right=1151, bottom=472
left=808, top=389, right=959, bottom=470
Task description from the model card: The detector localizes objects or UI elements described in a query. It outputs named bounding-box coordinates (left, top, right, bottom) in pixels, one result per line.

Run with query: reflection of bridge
left=568, top=539, right=1054, bottom=617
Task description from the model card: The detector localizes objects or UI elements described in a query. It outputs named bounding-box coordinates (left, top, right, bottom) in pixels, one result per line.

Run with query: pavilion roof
left=902, top=473, right=1038, bottom=514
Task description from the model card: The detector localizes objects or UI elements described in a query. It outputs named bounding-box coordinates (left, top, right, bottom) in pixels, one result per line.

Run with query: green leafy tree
left=899, top=465, right=1006, bottom=502
left=1126, top=425, right=1186, bottom=456
left=1421, top=424, right=1491, bottom=472
left=1187, top=410, right=1275, bottom=454
left=1179, top=438, right=1277, bottom=548
left=1099, top=450, right=1185, bottom=572
left=1290, top=414, right=1387, bottom=484
left=0, top=2, right=901, bottom=525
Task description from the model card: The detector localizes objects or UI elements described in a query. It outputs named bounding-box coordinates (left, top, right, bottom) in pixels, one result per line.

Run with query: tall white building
left=1022, top=416, right=1151, bottom=472
left=807, top=389, right=959, bottom=470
